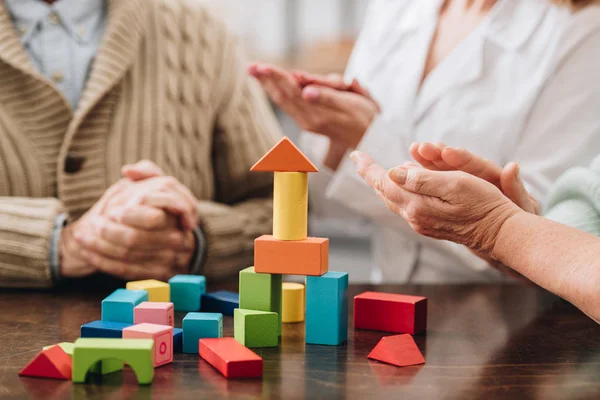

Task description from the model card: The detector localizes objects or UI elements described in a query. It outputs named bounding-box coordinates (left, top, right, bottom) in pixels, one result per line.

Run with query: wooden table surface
left=1, top=283, right=599, bottom=400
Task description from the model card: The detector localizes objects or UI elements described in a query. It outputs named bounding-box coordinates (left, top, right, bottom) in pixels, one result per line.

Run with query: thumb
left=500, top=163, right=536, bottom=214
left=121, top=160, right=164, bottom=181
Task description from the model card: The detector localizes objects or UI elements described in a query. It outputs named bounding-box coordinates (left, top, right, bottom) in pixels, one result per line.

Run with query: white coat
left=302, top=0, right=600, bottom=283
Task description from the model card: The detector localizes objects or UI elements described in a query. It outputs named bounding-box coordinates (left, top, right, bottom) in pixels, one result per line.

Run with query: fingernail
left=388, top=167, right=408, bottom=185
left=303, top=87, right=319, bottom=101
left=350, top=151, right=360, bottom=164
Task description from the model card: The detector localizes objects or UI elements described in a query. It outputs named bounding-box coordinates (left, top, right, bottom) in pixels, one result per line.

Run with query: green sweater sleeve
left=544, top=155, right=600, bottom=237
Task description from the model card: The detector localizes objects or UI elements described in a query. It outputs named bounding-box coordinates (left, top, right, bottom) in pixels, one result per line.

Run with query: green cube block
left=234, top=308, right=278, bottom=348
left=239, top=267, right=282, bottom=335
left=72, top=338, right=154, bottom=385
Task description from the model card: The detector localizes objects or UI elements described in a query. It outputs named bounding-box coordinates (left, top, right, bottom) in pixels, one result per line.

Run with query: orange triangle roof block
left=251, top=137, right=318, bottom=172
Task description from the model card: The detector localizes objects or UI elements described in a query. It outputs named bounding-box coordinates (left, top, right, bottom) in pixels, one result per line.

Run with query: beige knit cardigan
left=0, top=0, right=282, bottom=287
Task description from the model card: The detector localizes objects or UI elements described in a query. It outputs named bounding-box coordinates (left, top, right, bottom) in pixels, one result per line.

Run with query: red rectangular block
left=354, top=292, right=427, bottom=334
left=254, top=235, right=328, bottom=276
left=199, top=338, right=262, bottom=379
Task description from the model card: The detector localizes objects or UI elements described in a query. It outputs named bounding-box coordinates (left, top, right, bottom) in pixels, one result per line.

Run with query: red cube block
left=199, top=337, right=262, bottom=379
left=354, top=291, right=427, bottom=334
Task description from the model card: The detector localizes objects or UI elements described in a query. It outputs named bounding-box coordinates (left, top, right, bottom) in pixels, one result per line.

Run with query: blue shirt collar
left=5, top=0, right=105, bottom=45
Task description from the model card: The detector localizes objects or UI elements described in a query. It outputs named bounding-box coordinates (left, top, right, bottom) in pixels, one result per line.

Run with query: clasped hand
left=60, top=161, right=199, bottom=281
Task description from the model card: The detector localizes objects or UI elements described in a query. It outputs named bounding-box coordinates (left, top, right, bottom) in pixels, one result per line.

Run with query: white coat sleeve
left=513, top=28, right=600, bottom=202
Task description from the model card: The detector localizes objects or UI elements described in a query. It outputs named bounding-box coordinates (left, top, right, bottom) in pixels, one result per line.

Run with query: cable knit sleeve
left=196, top=16, right=282, bottom=280
left=0, top=197, right=65, bottom=288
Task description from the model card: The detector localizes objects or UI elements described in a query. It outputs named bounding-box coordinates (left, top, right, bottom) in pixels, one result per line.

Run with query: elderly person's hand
left=248, top=64, right=379, bottom=151
left=409, top=142, right=540, bottom=215
left=350, top=151, right=522, bottom=256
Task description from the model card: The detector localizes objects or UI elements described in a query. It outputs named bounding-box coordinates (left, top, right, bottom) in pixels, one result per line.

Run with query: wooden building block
left=250, top=136, right=318, bottom=173
left=368, top=334, right=425, bottom=367
left=254, top=235, right=328, bottom=276
left=282, top=282, right=305, bottom=323
left=80, top=320, right=132, bottom=338
left=273, top=172, right=308, bottom=240
left=43, top=342, right=74, bottom=357
left=182, top=312, right=223, bottom=354
left=43, top=342, right=122, bottom=375
left=101, top=289, right=148, bottom=324
left=123, top=323, right=173, bottom=367
left=173, top=328, right=183, bottom=353
left=72, top=338, right=154, bottom=384
left=199, top=337, right=263, bottom=379
left=305, top=272, right=348, bottom=345
left=19, top=345, right=72, bottom=380
left=354, top=292, right=427, bottom=334
left=239, top=267, right=282, bottom=334
left=126, top=279, right=170, bottom=302
left=201, top=291, right=239, bottom=316
left=234, top=309, right=278, bottom=348
left=168, top=274, right=206, bottom=311
left=134, top=302, right=174, bottom=327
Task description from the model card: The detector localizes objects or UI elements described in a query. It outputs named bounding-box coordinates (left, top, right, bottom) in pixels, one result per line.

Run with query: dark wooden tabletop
left=1, top=282, right=599, bottom=400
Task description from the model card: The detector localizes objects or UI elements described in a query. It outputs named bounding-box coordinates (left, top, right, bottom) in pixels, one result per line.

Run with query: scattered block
left=199, top=337, right=263, bottom=379
left=80, top=320, right=132, bottom=338
left=305, top=272, right=348, bottom=345
left=201, top=291, right=239, bottom=316
left=173, top=328, right=183, bottom=353
left=19, top=345, right=72, bottom=380
left=239, top=267, right=282, bottom=334
left=123, top=323, right=173, bottom=367
left=126, top=279, right=170, bottom=302
left=250, top=136, right=318, bottom=173
left=282, top=282, right=305, bottom=323
left=101, top=289, right=148, bottom=324
left=43, top=342, right=74, bottom=357
left=182, top=312, right=223, bottom=354
left=368, top=334, right=425, bottom=367
left=354, top=292, right=427, bottom=334
left=168, top=274, right=206, bottom=311
left=234, top=309, right=278, bottom=348
left=72, top=338, right=154, bottom=385
left=273, top=172, right=308, bottom=240
left=254, top=235, right=328, bottom=276
left=43, top=342, right=122, bottom=375
left=134, top=302, right=174, bottom=327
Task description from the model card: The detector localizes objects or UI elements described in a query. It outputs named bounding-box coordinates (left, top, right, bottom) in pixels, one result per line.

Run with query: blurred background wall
left=199, top=0, right=375, bottom=281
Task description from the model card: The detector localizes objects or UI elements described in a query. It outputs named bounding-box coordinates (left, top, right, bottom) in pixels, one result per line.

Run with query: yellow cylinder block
left=273, top=172, right=308, bottom=241
left=282, top=282, right=305, bottom=323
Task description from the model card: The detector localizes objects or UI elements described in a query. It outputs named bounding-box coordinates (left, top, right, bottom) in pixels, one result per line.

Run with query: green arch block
left=72, top=338, right=154, bottom=385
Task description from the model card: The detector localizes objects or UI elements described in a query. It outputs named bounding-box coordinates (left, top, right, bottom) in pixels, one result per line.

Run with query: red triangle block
left=250, top=137, right=318, bottom=172
left=368, top=334, right=425, bottom=367
left=19, top=345, right=72, bottom=380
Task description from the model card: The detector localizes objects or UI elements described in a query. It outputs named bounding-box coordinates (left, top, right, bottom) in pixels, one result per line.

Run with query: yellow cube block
left=282, top=282, right=305, bottom=323
left=273, top=172, right=308, bottom=241
left=126, top=279, right=170, bottom=302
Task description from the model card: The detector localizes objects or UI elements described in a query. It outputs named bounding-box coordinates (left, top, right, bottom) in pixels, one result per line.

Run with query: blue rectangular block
left=173, top=328, right=183, bottom=353
left=169, top=275, right=206, bottom=312
left=201, top=291, right=239, bottom=316
left=182, top=312, right=223, bottom=354
left=101, top=289, right=148, bottom=324
left=305, top=272, right=349, bottom=346
left=81, top=320, right=132, bottom=338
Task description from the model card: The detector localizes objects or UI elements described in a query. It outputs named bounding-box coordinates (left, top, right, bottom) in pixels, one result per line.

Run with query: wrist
left=489, top=209, right=527, bottom=262
left=323, top=141, right=348, bottom=171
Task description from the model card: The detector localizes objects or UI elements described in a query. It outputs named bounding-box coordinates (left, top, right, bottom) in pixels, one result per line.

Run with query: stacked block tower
left=235, top=137, right=348, bottom=347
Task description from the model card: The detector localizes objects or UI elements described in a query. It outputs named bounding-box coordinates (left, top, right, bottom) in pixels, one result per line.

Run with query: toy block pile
left=232, top=137, right=349, bottom=348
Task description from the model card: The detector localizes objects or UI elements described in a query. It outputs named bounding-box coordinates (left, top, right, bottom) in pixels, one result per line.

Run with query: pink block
left=134, top=302, right=174, bottom=327
left=123, top=323, right=174, bottom=367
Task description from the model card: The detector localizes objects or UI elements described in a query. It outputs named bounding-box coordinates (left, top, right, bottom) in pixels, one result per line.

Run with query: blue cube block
left=80, top=320, right=132, bottom=338
left=168, top=275, right=206, bottom=312
left=201, top=291, right=239, bottom=316
left=101, top=289, right=148, bottom=324
left=182, top=312, right=223, bottom=354
left=305, top=272, right=349, bottom=346
left=173, top=328, right=183, bottom=353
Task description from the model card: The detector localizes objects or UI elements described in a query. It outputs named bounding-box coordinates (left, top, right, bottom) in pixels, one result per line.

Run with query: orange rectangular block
left=254, top=235, right=328, bottom=276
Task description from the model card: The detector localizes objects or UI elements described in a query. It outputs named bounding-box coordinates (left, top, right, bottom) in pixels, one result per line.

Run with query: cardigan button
left=64, top=154, right=86, bottom=174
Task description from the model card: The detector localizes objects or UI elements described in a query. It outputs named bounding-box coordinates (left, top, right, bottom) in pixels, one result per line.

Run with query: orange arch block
left=250, top=137, right=318, bottom=172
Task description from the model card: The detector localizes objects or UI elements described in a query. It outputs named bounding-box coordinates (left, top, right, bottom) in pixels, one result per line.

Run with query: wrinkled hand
left=248, top=63, right=379, bottom=149
left=409, top=142, right=540, bottom=215
left=350, top=151, right=522, bottom=256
